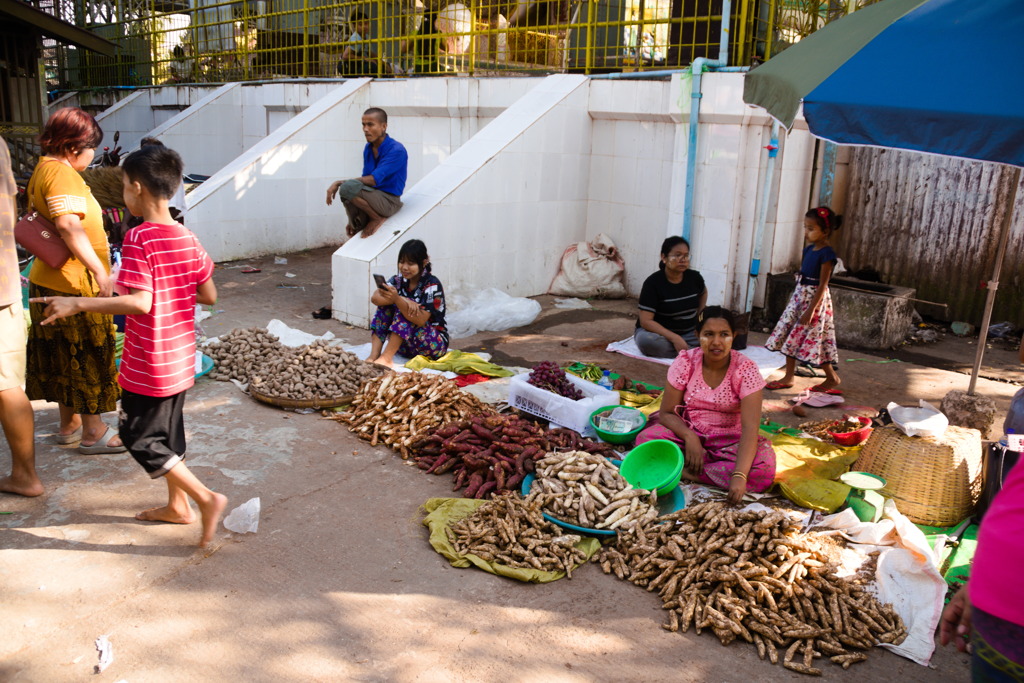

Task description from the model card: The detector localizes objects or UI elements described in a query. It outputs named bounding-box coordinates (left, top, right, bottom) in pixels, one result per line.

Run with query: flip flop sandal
left=78, top=426, right=128, bottom=455
left=56, top=426, right=83, bottom=444
left=795, top=364, right=824, bottom=378
left=312, top=306, right=332, bottom=320
left=765, top=380, right=795, bottom=390
left=810, top=384, right=844, bottom=395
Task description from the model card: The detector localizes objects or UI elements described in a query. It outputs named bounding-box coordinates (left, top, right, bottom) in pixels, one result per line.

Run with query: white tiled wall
left=94, top=86, right=221, bottom=153
left=103, top=74, right=818, bottom=326
left=332, top=75, right=591, bottom=326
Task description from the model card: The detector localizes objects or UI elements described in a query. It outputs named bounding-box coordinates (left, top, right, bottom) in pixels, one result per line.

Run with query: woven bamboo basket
left=249, top=386, right=354, bottom=410
left=852, top=425, right=983, bottom=526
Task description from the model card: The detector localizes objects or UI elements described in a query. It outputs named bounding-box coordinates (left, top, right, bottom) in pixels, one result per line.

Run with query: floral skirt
left=370, top=305, right=449, bottom=360
left=765, top=282, right=838, bottom=367
left=26, top=283, right=120, bottom=414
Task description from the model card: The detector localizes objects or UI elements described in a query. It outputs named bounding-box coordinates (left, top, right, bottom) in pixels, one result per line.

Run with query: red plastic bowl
left=827, top=417, right=873, bottom=447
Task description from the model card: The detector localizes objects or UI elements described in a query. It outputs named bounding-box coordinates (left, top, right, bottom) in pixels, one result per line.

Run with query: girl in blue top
left=368, top=239, right=448, bottom=367
left=765, top=207, right=843, bottom=393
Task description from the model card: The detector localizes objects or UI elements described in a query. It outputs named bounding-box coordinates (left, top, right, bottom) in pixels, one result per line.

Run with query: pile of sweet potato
left=410, top=414, right=618, bottom=499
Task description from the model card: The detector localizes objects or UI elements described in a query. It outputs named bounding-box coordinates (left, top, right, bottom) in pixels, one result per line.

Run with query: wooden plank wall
left=837, top=146, right=1024, bottom=326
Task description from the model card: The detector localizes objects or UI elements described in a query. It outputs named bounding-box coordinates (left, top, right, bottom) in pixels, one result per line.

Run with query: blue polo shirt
left=362, top=135, right=408, bottom=197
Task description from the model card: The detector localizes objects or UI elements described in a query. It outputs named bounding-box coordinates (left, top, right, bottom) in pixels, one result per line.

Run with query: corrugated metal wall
left=837, top=147, right=1024, bottom=326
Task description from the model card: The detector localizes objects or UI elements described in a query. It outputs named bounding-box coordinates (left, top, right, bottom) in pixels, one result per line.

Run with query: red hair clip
left=816, top=207, right=831, bottom=228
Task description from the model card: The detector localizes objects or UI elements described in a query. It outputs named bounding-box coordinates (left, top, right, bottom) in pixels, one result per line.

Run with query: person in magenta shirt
left=634, top=306, right=776, bottom=504
left=941, top=455, right=1024, bottom=680
left=33, top=145, right=227, bottom=547
left=940, top=335, right=1024, bottom=680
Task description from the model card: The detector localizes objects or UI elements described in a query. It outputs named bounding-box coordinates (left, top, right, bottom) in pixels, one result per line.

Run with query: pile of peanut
left=249, top=340, right=385, bottom=400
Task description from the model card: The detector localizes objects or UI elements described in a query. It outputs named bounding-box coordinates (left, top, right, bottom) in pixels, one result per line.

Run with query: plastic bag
left=446, top=288, right=542, bottom=339
left=887, top=400, right=948, bottom=438
left=223, top=497, right=261, bottom=533
left=548, top=233, right=626, bottom=298
left=436, top=3, right=473, bottom=54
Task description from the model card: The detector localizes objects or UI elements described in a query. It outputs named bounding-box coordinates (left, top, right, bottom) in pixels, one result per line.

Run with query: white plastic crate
left=507, top=371, right=619, bottom=434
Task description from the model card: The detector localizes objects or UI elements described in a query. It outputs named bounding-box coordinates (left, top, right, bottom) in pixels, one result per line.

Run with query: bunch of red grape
left=527, top=361, right=584, bottom=400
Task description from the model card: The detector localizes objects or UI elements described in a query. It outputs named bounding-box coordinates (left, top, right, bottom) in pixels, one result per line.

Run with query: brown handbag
left=15, top=167, right=72, bottom=269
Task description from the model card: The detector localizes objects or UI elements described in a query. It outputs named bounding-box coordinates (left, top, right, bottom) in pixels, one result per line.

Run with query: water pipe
left=681, top=58, right=720, bottom=242
left=681, top=0, right=745, bottom=242
left=589, top=69, right=686, bottom=79
left=743, top=120, right=779, bottom=313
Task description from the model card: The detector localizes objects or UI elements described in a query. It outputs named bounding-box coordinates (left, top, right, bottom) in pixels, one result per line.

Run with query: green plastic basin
left=589, top=405, right=646, bottom=445
left=620, top=439, right=684, bottom=496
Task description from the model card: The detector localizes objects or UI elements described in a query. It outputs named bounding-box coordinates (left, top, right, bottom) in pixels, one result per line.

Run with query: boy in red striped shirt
left=34, top=145, right=226, bottom=547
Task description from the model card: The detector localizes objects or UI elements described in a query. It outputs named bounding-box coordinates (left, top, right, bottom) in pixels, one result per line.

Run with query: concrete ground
left=3, top=246, right=1018, bottom=682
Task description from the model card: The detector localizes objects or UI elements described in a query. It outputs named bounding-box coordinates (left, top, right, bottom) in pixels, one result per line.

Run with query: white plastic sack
left=266, top=319, right=337, bottom=347
left=446, top=288, right=542, bottom=339
left=887, top=400, right=948, bottom=438
left=436, top=3, right=473, bottom=54
left=548, top=233, right=627, bottom=298
left=818, top=500, right=946, bottom=666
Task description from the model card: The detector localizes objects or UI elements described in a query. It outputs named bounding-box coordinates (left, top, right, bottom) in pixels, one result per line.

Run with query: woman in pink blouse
left=635, top=306, right=776, bottom=504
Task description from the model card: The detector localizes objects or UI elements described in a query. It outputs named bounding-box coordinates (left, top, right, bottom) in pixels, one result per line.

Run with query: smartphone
left=372, top=273, right=388, bottom=290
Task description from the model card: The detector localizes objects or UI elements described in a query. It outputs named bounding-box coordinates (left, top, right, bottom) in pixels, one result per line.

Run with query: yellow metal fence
left=46, top=0, right=882, bottom=89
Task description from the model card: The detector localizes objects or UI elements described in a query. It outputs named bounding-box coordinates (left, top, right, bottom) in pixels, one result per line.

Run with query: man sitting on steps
left=325, top=107, right=408, bottom=239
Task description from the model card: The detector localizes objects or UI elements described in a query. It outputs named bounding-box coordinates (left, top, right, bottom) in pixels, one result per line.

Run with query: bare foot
left=135, top=505, right=196, bottom=524
left=345, top=222, right=357, bottom=238
left=198, top=493, right=228, bottom=548
left=0, top=475, right=44, bottom=497
left=372, top=357, right=395, bottom=368
left=360, top=218, right=384, bottom=238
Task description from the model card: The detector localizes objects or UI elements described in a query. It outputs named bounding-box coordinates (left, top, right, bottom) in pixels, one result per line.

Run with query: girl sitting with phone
left=368, top=239, right=449, bottom=367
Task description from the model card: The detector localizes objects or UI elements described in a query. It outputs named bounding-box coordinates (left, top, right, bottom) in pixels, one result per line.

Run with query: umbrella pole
left=968, top=166, right=1020, bottom=395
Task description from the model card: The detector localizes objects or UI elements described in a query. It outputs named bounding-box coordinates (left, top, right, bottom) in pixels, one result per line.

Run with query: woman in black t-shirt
left=634, top=236, right=707, bottom=358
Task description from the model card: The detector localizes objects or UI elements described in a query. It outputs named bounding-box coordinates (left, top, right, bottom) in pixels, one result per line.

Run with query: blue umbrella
left=744, top=0, right=1024, bottom=393
left=744, top=0, right=1024, bottom=166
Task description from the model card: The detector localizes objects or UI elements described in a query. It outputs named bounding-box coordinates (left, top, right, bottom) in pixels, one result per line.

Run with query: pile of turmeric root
left=596, top=501, right=906, bottom=675
left=332, top=372, right=907, bottom=674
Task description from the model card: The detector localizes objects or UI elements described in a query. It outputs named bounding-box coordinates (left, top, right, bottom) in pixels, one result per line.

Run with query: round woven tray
left=853, top=424, right=983, bottom=526
left=249, top=385, right=354, bottom=410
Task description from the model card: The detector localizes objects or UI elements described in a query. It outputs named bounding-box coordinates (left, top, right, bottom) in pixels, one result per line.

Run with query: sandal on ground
left=809, top=384, right=843, bottom=395
left=312, top=306, right=332, bottom=320
left=78, top=427, right=128, bottom=455
left=765, top=380, right=794, bottom=390
left=56, top=426, right=83, bottom=445
left=795, top=363, right=824, bottom=378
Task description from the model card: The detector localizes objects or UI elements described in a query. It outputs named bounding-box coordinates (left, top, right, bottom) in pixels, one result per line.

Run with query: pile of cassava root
left=596, top=502, right=906, bottom=675
left=446, top=492, right=591, bottom=577
left=333, top=373, right=495, bottom=458
left=411, top=415, right=618, bottom=499
left=249, top=339, right=386, bottom=400
left=527, top=451, right=659, bottom=530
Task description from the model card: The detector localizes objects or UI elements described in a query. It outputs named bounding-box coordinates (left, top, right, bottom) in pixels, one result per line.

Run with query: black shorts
left=119, top=389, right=187, bottom=478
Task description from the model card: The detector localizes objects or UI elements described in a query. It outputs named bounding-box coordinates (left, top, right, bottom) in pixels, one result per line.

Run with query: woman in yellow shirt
left=26, top=108, right=123, bottom=454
